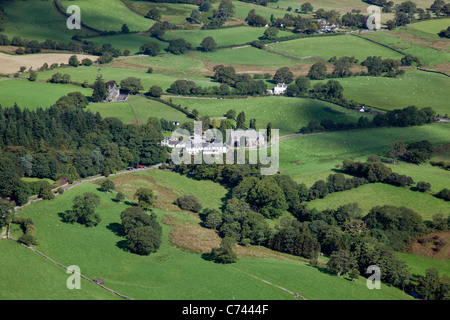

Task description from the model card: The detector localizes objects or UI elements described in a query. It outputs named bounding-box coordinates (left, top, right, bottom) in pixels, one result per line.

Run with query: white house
left=268, top=83, right=287, bottom=95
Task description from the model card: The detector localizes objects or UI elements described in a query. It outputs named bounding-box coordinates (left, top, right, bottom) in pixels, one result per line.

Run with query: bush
left=174, top=194, right=202, bottom=212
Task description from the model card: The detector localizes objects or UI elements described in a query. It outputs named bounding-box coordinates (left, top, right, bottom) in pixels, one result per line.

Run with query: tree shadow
left=115, top=240, right=129, bottom=252
left=57, top=210, right=71, bottom=223
left=312, top=265, right=335, bottom=276
left=106, top=223, right=124, bottom=237
left=201, top=252, right=214, bottom=262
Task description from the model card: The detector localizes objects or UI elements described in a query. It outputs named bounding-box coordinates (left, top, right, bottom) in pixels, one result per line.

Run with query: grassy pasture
left=0, top=240, right=120, bottom=300
left=307, top=183, right=449, bottom=220
left=86, top=34, right=168, bottom=55
left=60, top=0, right=153, bottom=32
left=0, top=78, right=92, bottom=109
left=168, top=96, right=372, bottom=135
left=87, top=95, right=191, bottom=125
left=396, top=252, right=450, bottom=276
left=277, top=123, right=450, bottom=184
left=26, top=64, right=216, bottom=93
left=360, top=29, right=450, bottom=69
left=411, top=18, right=450, bottom=36
left=190, top=46, right=314, bottom=70
left=335, top=70, right=450, bottom=115
left=1, top=0, right=95, bottom=43
left=163, top=26, right=292, bottom=47
left=122, top=0, right=198, bottom=24
left=268, top=34, right=405, bottom=61
left=11, top=170, right=411, bottom=300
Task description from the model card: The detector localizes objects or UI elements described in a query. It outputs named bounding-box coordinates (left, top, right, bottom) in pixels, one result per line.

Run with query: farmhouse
left=105, top=80, right=129, bottom=102
left=268, top=83, right=287, bottom=95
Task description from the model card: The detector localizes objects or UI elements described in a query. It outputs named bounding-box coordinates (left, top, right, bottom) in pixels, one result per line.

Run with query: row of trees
left=300, top=106, right=436, bottom=134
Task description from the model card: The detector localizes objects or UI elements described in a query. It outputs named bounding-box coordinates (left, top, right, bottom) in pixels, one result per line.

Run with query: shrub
left=174, top=194, right=202, bottom=212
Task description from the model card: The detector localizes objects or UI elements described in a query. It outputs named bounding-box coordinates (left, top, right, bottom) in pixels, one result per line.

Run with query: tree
left=81, top=58, right=93, bottom=66
left=247, top=177, right=288, bottom=219
left=430, top=0, right=446, bottom=17
left=140, top=42, right=160, bottom=56
left=64, top=192, right=101, bottom=227
left=175, top=194, right=202, bottom=212
left=200, top=36, right=218, bottom=52
left=301, top=2, right=314, bottom=13
left=121, top=24, right=130, bottom=33
left=68, top=55, right=79, bottom=67
left=263, top=27, right=279, bottom=40
left=213, top=65, right=237, bottom=86
left=387, top=140, right=406, bottom=165
left=28, top=70, right=37, bottom=81
left=295, top=76, right=310, bottom=95
left=147, top=85, right=163, bottom=98
left=204, top=209, right=223, bottom=230
left=91, top=74, right=108, bottom=102
left=307, top=62, right=327, bottom=80
left=146, top=8, right=161, bottom=20
left=115, top=191, right=125, bottom=203
left=210, top=237, right=238, bottom=263
left=273, top=67, right=294, bottom=84
left=236, top=111, right=246, bottom=129
left=416, top=181, right=431, bottom=193
left=0, top=198, right=14, bottom=227
left=134, top=188, right=156, bottom=210
left=126, top=225, right=162, bottom=255
left=327, top=250, right=356, bottom=276
left=167, top=38, right=193, bottom=55
left=245, top=9, right=268, bottom=27
left=120, top=77, right=143, bottom=94
left=100, top=179, right=115, bottom=193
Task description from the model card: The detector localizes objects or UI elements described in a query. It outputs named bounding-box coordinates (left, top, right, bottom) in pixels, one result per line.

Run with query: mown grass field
left=307, top=183, right=449, bottom=220
left=87, top=95, right=191, bottom=125
left=277, top=123, right=450, bottom=185
left=11, top=170, right=412, bottom=300
left=268, top=34, right=405, bottom=61
left=169, top=96, right=372, bottom=135
left=0, top=78, right=92, bottom=109
left=335, top=70, right=450, bottom=115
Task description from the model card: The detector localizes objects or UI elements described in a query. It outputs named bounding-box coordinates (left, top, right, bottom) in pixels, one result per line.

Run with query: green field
left=10, top=170, right=412, bottom=300
left=0, top=78, right=92, bottom=109
left=88, top=95, right=191, bottom=125
left=27, top=64, right=216, bottom=93
left=191, top=46, right=313, bottom=69
left=412, top=18, right=450, bottom=36
left=307, top=183, right=449, bottom=220
left=396, top=252, right=450, bottom=276
left=87, top=33, right=168, bottom=55
left=1, top=0, right=95, bottom=43
left=335, top=70, right=450, bottom=115
left=268, top=34, right=405, bottom=61
left=60, top=0, right=153, bottom=32
left=361, top=28, right=450, bottom=68
left=0, top=240, right=120, bottom=300
left=277, top=123, right=450, bottom=184
left=123, top=0, right=198, bottom=24
left=169, top=96, right=372, bottom=135
left=164, top=26, right=292, bottom=48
